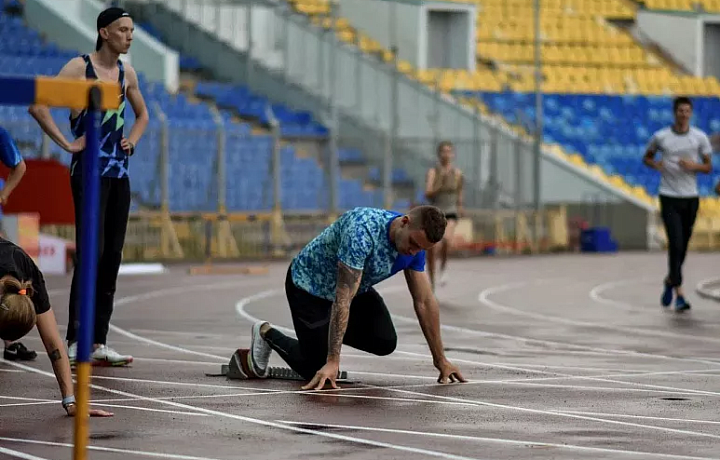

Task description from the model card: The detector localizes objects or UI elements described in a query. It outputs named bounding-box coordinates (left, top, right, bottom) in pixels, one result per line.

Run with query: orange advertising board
left=16, top=213, right=40, bottom=264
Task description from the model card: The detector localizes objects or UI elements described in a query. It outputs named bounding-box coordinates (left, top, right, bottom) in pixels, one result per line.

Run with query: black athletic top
left=0, top=237, right=51, bottom=315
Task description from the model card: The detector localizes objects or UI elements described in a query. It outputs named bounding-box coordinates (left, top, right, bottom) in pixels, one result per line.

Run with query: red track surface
left=2, top=253, right=720, bottom=460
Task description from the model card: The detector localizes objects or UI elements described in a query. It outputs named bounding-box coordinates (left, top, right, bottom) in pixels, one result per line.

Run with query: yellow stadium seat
left=337, top=29, right=354, bottom=44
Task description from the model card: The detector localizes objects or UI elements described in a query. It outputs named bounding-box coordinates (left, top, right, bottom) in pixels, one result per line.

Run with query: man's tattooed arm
left=49, top=348, right=62, bottom=362
left=327, top=262, right=362, bottom=363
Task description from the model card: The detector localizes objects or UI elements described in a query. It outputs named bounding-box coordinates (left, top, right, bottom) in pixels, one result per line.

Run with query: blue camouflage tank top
left=291, top=207, right=426, bottom=301
left=69, top=54, right=129, bottom=179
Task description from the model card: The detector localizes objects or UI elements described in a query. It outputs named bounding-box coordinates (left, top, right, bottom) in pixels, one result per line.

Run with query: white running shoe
left=440, top=270, right=449, bottom=287
left=249, top=321, right=272, bottom=378
left=67, top=342, right=77, bottom=367
left=91, top=345, right=133, bottom=367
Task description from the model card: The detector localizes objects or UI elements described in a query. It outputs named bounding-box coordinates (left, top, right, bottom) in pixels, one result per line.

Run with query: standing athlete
left=243, top=206, right=466, bottom=390
left=643, top=97, right=712, bottom=311
left=424, top=141, right=463, bottom=291
left=0, top=125, right=37, bottom=361
left=28, top=6, right=149, bottom=365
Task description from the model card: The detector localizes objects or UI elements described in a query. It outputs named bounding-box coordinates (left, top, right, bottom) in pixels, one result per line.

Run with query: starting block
left=206, top=349, right=348, bottom=381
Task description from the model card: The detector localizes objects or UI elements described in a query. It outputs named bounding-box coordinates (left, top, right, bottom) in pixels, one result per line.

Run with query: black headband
left=95, top=7, right=131, bottom=51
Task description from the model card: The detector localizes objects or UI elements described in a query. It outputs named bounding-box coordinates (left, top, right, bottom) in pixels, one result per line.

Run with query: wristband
left=62, top=395, right=76, bottom=408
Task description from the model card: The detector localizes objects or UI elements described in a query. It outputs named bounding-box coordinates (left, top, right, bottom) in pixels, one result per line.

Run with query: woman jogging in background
left=0, top=124, right=36, bottom=361
left=0, top=236, right=112, bottom=417
left=424, top=141, right=463, bottom=291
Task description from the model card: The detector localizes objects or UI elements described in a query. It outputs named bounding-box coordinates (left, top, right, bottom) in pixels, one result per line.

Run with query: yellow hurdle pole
left=73, top=363, right=92, bottom=458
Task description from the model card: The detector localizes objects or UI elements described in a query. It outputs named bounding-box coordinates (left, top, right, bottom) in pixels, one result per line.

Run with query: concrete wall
left=562, top=201, right=656, bottom=251
left=339, top=0, right=420, bottom=67
left=338, top=0, right=475, bottom=70
left=636, top=10, right=703, bottom=77
left=157, top=0, right=283, bottom=69
left=25, top=0, right=179, bottom=92
left=704, top=24, right=720, bottom=79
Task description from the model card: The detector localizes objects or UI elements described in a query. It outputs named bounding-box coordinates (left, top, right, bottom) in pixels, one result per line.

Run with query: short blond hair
left=0, top=275, right=36, bottom=342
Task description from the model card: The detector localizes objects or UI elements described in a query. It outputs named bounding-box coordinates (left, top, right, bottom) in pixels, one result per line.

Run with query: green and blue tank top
left=69, top=54, right=129, bottom=179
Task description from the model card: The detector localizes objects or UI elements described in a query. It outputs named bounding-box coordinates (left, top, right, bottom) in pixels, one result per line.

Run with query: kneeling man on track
left=244, top=205, right=466, bottom=390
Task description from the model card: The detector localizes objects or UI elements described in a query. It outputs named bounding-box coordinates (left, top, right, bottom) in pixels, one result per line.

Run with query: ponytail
left=0, top=275, right=37, bottom=342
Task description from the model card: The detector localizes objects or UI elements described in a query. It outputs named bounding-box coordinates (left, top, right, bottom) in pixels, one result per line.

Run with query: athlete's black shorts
left=444, top=212, right=458, bottom=221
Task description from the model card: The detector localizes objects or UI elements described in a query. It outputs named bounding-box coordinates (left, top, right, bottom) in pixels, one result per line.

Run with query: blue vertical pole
left=73, top=85, right=101, bottom=460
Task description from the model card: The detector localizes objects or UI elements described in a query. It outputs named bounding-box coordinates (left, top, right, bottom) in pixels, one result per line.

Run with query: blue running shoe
left=675, top=296, right=691, bottom=312
left=661, top=283, right=673, bottom=307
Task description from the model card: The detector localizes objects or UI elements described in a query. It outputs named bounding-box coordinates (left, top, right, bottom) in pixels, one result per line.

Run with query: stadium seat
left=0, top=9, right=389, bottom=213
left=472, top=91, right=720, bottom=198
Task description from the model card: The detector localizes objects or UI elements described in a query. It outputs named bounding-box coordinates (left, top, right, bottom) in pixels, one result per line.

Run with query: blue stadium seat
left=0, top=10, right=415, bottom=211
left=194, top=81, right=329, bottom=137
left=466, top=90, right=720, bottom=197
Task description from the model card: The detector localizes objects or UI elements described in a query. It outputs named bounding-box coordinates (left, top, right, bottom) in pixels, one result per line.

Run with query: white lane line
left=481, top=280, right=720, bottom=344
left=474, top=282, right=720, bottom=366
left=3, top=382, right=699, bottom=412
left=396, top=349, right=720, bottom=398
left=0, top=368, right=25, bottom=373
left=276, top=420, right=720, bottom=460
left=396, top=349, right=720, bottom=381
left=237, top=289, right=720, bottom=398
left=129, top=329, right=232, bottom=339
left=0, top=396, right=51, bottom=402
left=108, top=279, right=276, bottom=360
left=371, top=385, right=720, bottom=441
left=1, top=391, right=309, bottom=409
left=0, top=447, right=50, bottom=460
left=696, top=277, right=720, bottom=300
left=5, top=361, right=485, bottom=460
left=85, top=374, right=285, bottom=392
left=35, top=350, right=223, bottom=367
left=174, top=344, right=237, bottom=352
left=45, top=280, right=720, bottom=453
left=111, top=290, right=441, bottom=383
left=109, top=324, right=230, bottom=361
left=0, top=398, right=210, bottom=416
left=347, top=352, right=634, bottom=373
left=237, top=289, right=609, bottom=381
left=301, top=392, right=473, bottom=406
left=589, top=279, right=647, bottom=311
left=556, top=410, right=720, bottom=426
left=0, top=437, right=231, bottom=460
left=490, top=381, right=708, bottom=397
left=87, top=403, right=210, bottom=417
left=90, top=391, right=312, bottom=403
left=232, top=286, right=720, bottom=437
left=48, top=278, right=720, bottom=453
left=0, top=402, right=57, bottom=409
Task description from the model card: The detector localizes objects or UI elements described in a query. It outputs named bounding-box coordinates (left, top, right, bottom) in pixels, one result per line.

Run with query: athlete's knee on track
left=372, top=332, right=397, bottom=356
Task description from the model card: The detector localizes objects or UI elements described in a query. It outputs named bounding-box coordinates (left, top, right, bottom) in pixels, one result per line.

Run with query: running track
left=2, top=252, right=720, bottom=460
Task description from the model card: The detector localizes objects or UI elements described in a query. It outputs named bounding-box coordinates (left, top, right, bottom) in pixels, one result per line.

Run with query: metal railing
left=122, top=0, right=550, bottom=213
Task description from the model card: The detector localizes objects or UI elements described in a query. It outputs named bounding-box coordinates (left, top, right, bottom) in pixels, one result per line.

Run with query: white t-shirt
left=646, top=126, right=712, bottom=198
